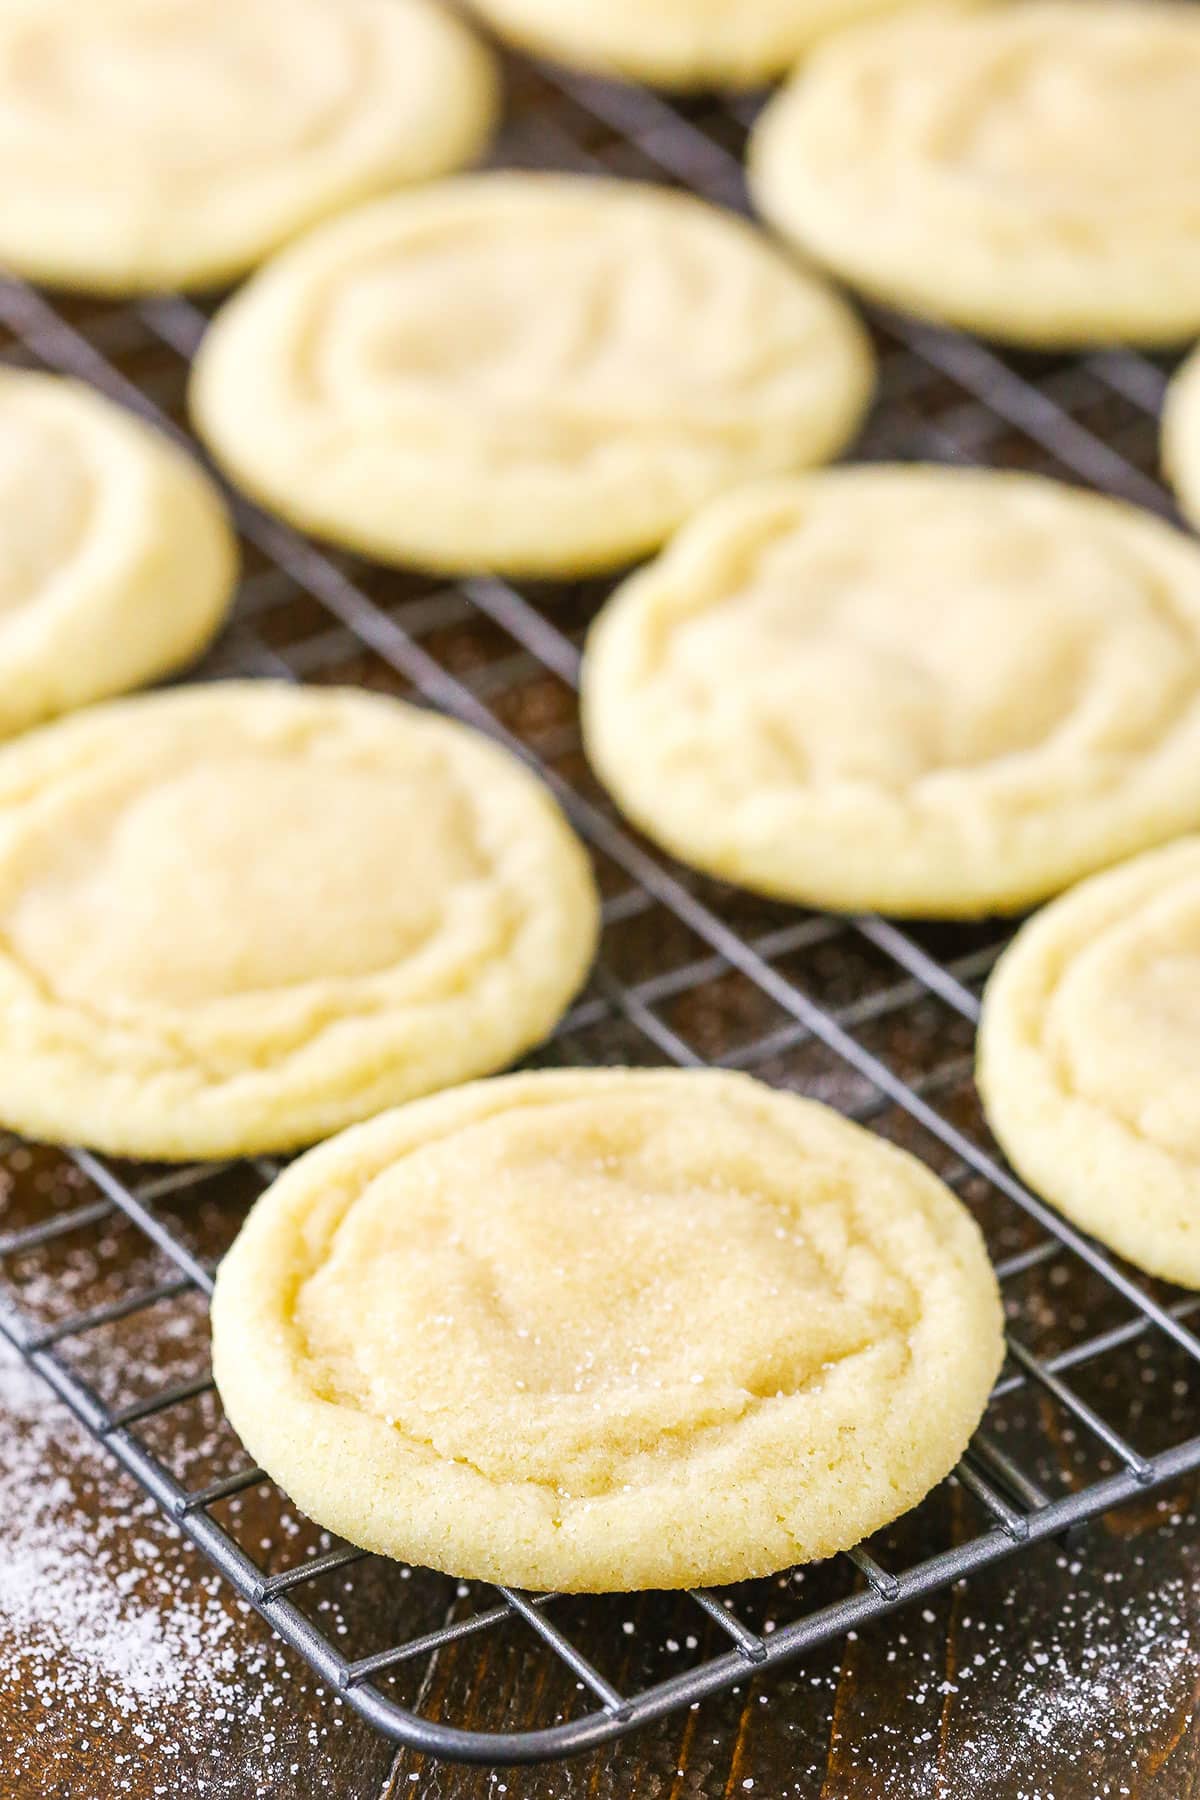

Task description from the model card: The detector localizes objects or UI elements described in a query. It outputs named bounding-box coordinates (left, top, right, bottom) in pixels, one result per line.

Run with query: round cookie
left=580, top=466, right=1200, bottom=918
left=1163, top=344, right=1200, bottom=534
left=464, top=0, right=983, bottom=90
left=0, top=683, right=597, bottom=1161
left=0, top=0, right=498, bottom=295
left=211, top=1068, right=1004, bottom=1591
left=0, top=370, right=237, bottom=737
left=189, top=174, right=874, bottom=578
left=978, top=840, right=1200, bottom=1288
left=749, top=1, right=1200, bottom=349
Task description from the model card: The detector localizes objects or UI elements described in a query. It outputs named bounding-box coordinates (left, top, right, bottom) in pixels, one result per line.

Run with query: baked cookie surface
left=978, top=839, right=1200, bottom=1288
left=1164, top=344, right=1200, bottom=533
left=749, top=0, right=1200, bottom=348
left=211, top=1068, right=1004, bottom=1591
left=190, top=174, right=874, bottom=577
left=0, top=683, right=597, bottom=1160
left=580, top=467, right=1200, bottom=917
left=0, top=0, right=497, bottom=295
left=0, top=370, right=237, bottom=736
left=464, top=0, right=977, bottom=89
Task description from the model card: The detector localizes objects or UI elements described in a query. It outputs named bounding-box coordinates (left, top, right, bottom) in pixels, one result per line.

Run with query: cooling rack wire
left=0, top=41, right=1198, bottom=1769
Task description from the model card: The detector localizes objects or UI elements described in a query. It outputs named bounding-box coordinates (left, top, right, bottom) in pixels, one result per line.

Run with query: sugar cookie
left=0, top=0, right=497, bottom=295
left=581, top=467, right=1200, bottom=917
left=979, top=839, right=1200, bottom=1288
left=0, top=684, right=597, bottom=1160
left=749, top=1, right=1200, bottom=348
left=464, top=0, right=982, bottom=89
left=211, top=1068, right=1004, bottom=1590
left=1164, top=344, right=1200, bottom=534
left=0, top=370, right=236, bottom=737
left=189, top=175, right=874, bottom=577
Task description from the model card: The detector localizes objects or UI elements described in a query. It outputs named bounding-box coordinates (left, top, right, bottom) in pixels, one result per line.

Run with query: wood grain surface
left=0, top=1357, right=1196, bottom=1800
left=2, top=37, right=1199, bottom=1800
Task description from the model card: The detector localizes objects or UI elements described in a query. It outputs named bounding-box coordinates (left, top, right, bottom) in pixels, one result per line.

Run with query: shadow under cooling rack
left=1, top=44, right=1199, bottom=1769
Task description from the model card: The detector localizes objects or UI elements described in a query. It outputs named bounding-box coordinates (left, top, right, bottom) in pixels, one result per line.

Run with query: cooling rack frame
left=1, top=46, right=1199, bottom=1769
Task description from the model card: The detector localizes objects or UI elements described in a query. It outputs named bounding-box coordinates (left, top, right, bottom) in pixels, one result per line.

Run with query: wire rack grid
left=1, top=43, right=1199, bottom=1771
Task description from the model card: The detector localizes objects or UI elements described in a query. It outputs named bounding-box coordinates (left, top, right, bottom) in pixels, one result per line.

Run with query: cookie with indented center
left=190, top=174, right=874, bottom=577
left=750, top=1, right=1200, bottom=348
left=0, top=683, right=597, bottom=1160
left=0, top=0, right=497, bottom=294
left=581, top=466, right=1200, bottom=917
left=464, top=0, right=986, bottom=90
left=979, top=839, right=1200, bottom=1289
left=0, top=370, right=237, bottom=736
left=211, top=1068, right=1004, bottom=1590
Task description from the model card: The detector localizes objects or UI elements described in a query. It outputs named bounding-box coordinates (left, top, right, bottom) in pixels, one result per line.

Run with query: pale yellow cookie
left=1163, top=344, right=1200, bottom=534
left=189, top=174, right=874, bottom=577
left=749, top=1, right=1200, bottom=349
left=464, top=0, right=984, bottom=89
left=580, top=467, right=1200, bottom=918
left=0, top=684, right=597, bottom=1161
left=979, top=840, right=1200, bottom=1288
left=211, top=1068, right=1004, bottom=1591
left=0, top=0, right=498, bottom=295
left=0, top=370, right=237, bottom=737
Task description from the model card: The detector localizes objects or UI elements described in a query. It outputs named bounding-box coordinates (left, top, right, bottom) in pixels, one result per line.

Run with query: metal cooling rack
left=2, top=44, right=1200, bottom=1770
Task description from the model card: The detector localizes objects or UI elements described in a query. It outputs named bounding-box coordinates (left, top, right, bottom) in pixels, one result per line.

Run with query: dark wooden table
left=2, top=1335, right=1196, bottom=1800
left=2, top=23, right=1199, bottom=1800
